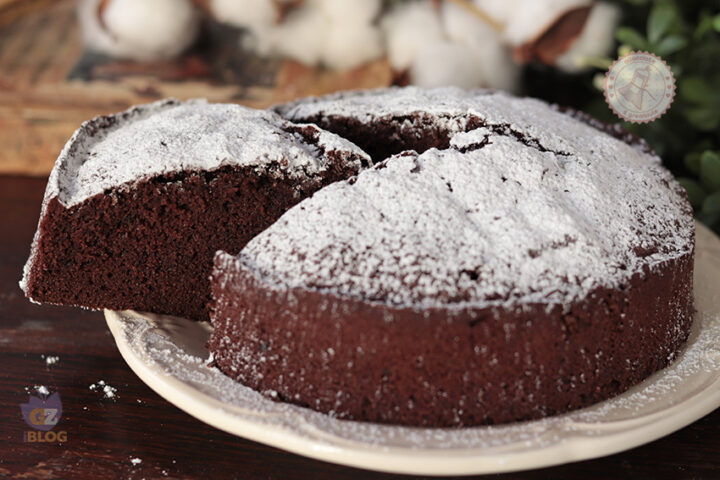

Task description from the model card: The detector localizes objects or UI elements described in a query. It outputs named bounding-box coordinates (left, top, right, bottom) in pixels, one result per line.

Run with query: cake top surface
left=49, top=99, right=368, bottom=207
left=275, top=86, right=498, bottom=121
left=275, top=86, right=651, bottom=157
left=225, top=89, right=693, bottom=310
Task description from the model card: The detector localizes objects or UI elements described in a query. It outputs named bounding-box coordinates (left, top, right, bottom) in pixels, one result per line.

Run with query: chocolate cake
left=20, top=99, right=370, bottom=320
left=210, top=87, right=695, bottom=427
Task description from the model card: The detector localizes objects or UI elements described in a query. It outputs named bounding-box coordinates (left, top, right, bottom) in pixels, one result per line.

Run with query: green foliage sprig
left=602, top=0, right=720, bottom=230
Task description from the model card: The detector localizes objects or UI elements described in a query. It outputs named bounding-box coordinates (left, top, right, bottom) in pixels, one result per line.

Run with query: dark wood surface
left=0, top=174, right=718, bottom=480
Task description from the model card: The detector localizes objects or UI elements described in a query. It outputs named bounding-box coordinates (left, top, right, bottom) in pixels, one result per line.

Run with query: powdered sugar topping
left=19, top=98, right=368, bottom=295
left=233, top=88, right=693, bottom=308
left=50, top=99, right=367, bottom=207
left=278, top=87, right=620, bottom=154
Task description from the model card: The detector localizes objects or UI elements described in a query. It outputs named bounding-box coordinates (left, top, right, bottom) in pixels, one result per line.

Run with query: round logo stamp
left=604, top=51, right=675, bottom=124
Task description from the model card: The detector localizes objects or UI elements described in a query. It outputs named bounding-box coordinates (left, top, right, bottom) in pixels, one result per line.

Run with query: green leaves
left=679, top=76, right=718, bottom=103
left=695, top=11, right=717, bottom=40
left=647, top=3, right=674, bottom=44
left=685, top=151, right=702, bottom=175
left=682, top=151, right=720, bottom=229
left=699, top=191, right=720, bottom=226
left=616, top=27, right=647, bottom=50
left=685, top=108, right=720, bottom=131
left=615, top=2, right=690, bottom=59
left=678, top=178, right=706, bottom=208
left=654, top=35, right=688, bottom=56
left=588, top=0, right=720, bottom=230
left=679, top=75, right=720, bottom=131
left=700, top=151, right=720, bottom=191
left=702, top=190, right=720, bottom=229
left=677, top=149, right=720, bottom=229
left=704, top=191, right=720, bottom=214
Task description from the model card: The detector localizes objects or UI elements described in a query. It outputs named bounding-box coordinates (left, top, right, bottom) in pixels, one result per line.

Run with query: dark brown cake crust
left=24, top=161, right=359, bottom=320
left=209, top=252, right=693, bottom=427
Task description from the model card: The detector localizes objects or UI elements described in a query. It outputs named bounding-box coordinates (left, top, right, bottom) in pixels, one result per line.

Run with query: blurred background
left=0, top=0, right=718, bottom=230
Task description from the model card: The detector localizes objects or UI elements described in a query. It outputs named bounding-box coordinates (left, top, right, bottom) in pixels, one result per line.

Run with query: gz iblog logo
left=21, top=389, right=67, bottom=443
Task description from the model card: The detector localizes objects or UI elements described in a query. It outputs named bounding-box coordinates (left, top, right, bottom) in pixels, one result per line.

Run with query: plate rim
left=105, top=222, right=720, bottom=476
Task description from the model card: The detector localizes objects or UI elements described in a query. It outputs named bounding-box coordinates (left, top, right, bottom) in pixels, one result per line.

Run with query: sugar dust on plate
left=89, top=379, right=118, bottom=399
left=41, top=354, right=60, bottom=366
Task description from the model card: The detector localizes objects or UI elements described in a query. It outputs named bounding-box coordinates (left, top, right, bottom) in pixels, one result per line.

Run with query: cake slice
left=21, top=99, right=370, bottom=320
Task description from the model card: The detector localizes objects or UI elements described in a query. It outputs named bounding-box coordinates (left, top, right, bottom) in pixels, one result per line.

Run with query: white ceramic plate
left=106, top=223, right=720, bottom=476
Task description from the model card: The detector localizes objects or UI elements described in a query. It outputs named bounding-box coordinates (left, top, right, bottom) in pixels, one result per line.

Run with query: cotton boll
left=250, top=0, right=383, bottom=69
left=382, top=1, right=445, bottom=71
left=257, top=4, right=326, bottom=66
left=314, top=0, right=383, bottom=70
left=318, top=0, right=381, bottom=23
left=473, top=0, right=521, bottom=28
left=500, top=0, right=590, bottom=46
left=78, top=0, right=200, bottom=61
left=443, top=0, right=499, bottom=47
left=555, top=2, right=621, bottom=72
left=321, top=21, right=384, bottom=70
left=390, top=0, right=519, bottom=90
left=210, top=0, right=277, bottom=31
left=472, top=42, right=521, bottom=92
left=440, top=1, right=520, bottom=92
left=78, top=0, right=118, bottom=56
left=410, top=42, right=484, bottom=89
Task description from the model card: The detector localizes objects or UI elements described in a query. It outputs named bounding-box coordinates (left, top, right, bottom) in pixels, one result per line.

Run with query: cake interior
left=25, top=163, right=355, bottom=320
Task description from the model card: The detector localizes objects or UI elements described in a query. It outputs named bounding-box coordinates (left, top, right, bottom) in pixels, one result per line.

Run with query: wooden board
left=0, top=0, right=392, bottom=176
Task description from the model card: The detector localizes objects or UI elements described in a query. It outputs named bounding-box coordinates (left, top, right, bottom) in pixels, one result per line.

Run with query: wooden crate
left=0, top=0, right=392, bottom=175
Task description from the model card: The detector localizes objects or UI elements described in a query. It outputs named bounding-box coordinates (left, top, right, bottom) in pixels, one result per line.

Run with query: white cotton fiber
left=322, top=21, right=384, bottom=71
left=258, top=4, right=327, bottom=66
left=78, top=0, right=200, bottom=61
left=443, top=0, right=499, bottom=47
left=473, top=0, right=521, bottom=27
left=500, top=0, right=590, bottom=46
left=382, top=1, right=445, bottom=71
left=439, top=1, right=520, bottom=91
left=210, top=0, right=278, bottom=31
left=555, top=2, right=621, bottom=72
left=318, top=0, right=380, bottom=23
left=253, top=0, right=383, bottom=70
left=410, top=42, right=483, bottom=89
left=473, top=42, right=521, bottom=91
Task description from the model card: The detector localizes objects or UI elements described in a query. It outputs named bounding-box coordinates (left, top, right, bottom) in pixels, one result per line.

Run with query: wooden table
left=1, top=175, right=718, bottom=479
left=0, top=0, right=393, bottom=177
